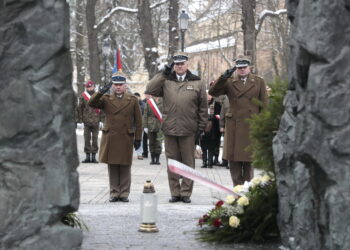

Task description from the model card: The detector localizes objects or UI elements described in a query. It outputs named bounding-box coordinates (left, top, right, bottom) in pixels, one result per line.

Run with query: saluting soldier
left=143, top=96, right=163, bottom=165
left=145, top=52, right=208, bottom=203
left=77, top=81, right=104, bottom=163
left=88, top=72, right=142, bottom=202
left=209, top=56, right=267, bottom=186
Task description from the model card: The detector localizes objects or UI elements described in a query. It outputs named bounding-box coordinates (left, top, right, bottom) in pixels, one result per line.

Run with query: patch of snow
left=185, top=37, right=235, bottom=53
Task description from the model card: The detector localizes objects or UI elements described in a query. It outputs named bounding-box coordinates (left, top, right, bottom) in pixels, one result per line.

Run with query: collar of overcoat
left=109, top=93, right=132, bottom=114
left=168, top=70, right=201, bottom=82
left=231, top=73, right=255, bottom=97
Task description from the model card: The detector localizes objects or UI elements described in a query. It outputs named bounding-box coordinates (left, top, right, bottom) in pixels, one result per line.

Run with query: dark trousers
left=164, top=135, right=195, bottom=197
left=229, top=161, right=254, bottom=186
left=108, top=164, right=131, bottom=198
left=142, top=132, right=148, bottom=157
left=84, top=124, right=99, bottom=153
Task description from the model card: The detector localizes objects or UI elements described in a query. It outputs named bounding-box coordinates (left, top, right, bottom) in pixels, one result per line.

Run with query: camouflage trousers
left=148, top=131, right=162, bottom=154
left=84, top=124, right=99, bottom=153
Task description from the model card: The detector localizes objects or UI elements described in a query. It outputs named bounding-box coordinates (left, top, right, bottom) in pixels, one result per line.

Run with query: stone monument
left=273, top=1, right=350, bottom=249
left=0, top=1, right=82, bottom=249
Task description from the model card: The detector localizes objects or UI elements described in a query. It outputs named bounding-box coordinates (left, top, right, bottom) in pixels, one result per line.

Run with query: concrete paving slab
left=76, top=130, right=280, bottom=250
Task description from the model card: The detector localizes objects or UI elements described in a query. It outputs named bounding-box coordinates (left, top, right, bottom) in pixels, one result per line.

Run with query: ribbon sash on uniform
left=82, top=91, right=101, bottom=114
left=147, top=98, right=163, bottom=123
left=168, top=159, right=240, bottom=197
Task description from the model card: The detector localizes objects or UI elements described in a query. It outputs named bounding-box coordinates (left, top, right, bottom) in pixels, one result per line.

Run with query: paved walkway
left=76, top=131, right=280, bottom=250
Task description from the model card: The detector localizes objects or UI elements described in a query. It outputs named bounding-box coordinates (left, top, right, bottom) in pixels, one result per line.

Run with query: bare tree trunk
left=168, top=0, right=179, bottom=60
left=137, top=0, right=160, bottom=79
left=76, top=0, right=85, bottom=96
left=241, top=0, right=257, bottom=72
left=86, top=0, right=101, bottom=84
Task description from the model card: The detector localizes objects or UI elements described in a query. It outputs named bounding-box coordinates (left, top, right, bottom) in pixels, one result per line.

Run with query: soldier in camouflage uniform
left=143, top=96, right=163, bottom=165
left=78, top=81, right=104, bottom=163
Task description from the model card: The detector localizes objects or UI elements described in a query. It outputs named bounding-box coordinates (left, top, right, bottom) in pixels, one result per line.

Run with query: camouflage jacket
left=143, top=98, right=163, bottom=132
left=78, top=91, right=104, bottom=125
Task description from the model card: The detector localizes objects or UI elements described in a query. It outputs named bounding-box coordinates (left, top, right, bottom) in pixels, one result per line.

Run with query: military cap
left=173, top=51, right=189, bottom=63
left=235, top=56, right=251, bottom=68
left=111, top=71, right=127, bottom=84
left=85, top=80, right=94, bottom=88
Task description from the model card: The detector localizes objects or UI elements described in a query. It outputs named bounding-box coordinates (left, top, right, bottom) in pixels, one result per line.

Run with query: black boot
left=201, top=151, right=207, bottom=168
left=91, top=153, right=98, bottom=163
left=82, top=153, right=91, bottom=163
left=150, top=153, right=156, bottom=165
left=213, top=155, right=220, bottom=166
left=221, top=159, right=229, bottom=169
left=208, top=151, right=213, bottom=168
left=154, top=154, right=160, bottom=165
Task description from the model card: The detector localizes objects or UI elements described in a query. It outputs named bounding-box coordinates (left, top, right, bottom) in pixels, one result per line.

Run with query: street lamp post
left=179, top=10, right=189, bottom=52
left=102, top=41, right=111, bottom=85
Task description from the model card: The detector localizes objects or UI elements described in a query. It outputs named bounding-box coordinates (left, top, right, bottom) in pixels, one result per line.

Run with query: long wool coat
left=209, top=73, right=267, bottom=162
left=88, top=92, right=142, bottom=165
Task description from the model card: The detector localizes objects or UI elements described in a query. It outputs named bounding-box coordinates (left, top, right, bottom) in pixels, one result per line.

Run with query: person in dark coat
left=134, top=92, right=145, bottom=160
left=88, top=72, right=142, bottom=202
left=141, top=95, right=150, bottom=159
left=200, top=93, right=222, bottom=168
left=209, top=57, right=267, bottom=186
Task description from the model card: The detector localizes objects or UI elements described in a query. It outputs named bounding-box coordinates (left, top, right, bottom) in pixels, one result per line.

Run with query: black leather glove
left=99, top=81, right=113, bottom=94
left=221, top=66, right=236, bottom=79
left=163, top=62, right=174, bottom=77
left=134, top=140, right=141, bottom=150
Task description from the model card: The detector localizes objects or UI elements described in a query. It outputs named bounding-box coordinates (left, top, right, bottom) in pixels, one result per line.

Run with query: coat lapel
left=232, top=75, right=245, bottom=92
left=109, top=94, right=131, bottom=114
left=237, top=74, right=255, bottom=97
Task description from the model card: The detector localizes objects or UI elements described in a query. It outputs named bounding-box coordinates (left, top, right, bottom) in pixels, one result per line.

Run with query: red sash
left=146, top=98, right=163, bottom=122
left=82, top=91, right=101, bottom=114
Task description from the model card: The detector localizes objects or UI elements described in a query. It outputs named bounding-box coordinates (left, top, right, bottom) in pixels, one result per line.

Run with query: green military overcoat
left=209, top=73, right=267, bottom=162
left=143, top=98, right=163, bottom=132
left=145, top=71, right=208, bottom=136
left=88, top=92, right=142, bottom=165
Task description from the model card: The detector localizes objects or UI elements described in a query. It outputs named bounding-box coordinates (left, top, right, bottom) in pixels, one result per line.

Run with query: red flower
left=203, top=214, right=209, bottom=221
left=215, top=200, right=224, bottom=207
left=198, top=218, right=204, bottom=226
left=213, top=218, right=222, bottom=227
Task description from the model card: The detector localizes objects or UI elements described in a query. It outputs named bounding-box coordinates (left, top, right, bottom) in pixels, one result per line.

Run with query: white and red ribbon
left=147, top=98, right=163, bottom=123
left=82, top=91, right=101, bottom=114
left=168, top=159, right=240, bottom=197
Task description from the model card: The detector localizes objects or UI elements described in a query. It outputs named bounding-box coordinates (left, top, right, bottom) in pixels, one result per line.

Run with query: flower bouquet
left=197, top=175, right=279, bottom=243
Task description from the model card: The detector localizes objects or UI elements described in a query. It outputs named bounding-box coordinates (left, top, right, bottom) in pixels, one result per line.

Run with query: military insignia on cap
left=235, top=56, right=251, bottom=68
left=111, top=71, right=127, bottom=84
left=173, top=51, right=189, bottom=63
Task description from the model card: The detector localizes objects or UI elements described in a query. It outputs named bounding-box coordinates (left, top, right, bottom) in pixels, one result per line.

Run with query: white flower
left=229, top=216, right=240, bottom=228
left=233, top=185, right=243, bottom=193
left=250, top=177, right=261, bottom=188
left=237, top=196, right=249, bottom=206
left=261, top=175, right=271, bottom=184
left=225, top=195, right=236, bottom=205
left=242, top=181, right=251, bottom=192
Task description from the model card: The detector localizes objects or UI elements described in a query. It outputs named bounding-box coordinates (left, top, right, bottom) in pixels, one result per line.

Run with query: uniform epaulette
left=253, top=74, right=263, bottom=81
left=130, top=94, right=138, bottom=100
